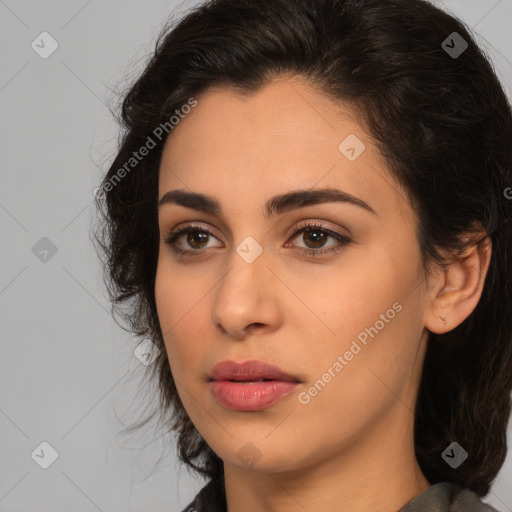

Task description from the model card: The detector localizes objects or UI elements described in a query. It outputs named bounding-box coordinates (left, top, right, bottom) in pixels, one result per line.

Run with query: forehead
left=162, top=78, right=363, bottom=163
left=158, top=78, right=411, bottom=223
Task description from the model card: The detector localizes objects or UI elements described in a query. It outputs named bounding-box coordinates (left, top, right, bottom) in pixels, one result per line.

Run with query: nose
left=210, top=247, right=282, bottom=340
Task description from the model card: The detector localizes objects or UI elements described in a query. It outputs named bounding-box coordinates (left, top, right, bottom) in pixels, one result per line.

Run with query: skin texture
left=154, top=77, right=492, bottom=512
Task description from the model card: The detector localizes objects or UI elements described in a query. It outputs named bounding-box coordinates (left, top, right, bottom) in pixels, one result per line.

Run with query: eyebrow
left=158, top=187, right=378, bottom=217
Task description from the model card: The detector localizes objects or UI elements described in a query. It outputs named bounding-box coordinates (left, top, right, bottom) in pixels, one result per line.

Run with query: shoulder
left=179, top=477, right=226, bottom=512
left=399, top=482, right=502, bottom=512
left=452, top=486, right=502, bottom=512
left=180, top=479, right=503, bottom=512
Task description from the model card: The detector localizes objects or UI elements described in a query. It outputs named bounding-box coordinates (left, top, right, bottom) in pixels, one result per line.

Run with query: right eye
left=164, top=223, right=223, bottom=255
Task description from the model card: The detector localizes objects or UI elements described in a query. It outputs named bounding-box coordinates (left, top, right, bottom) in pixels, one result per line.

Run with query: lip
left=209, top=360, right=301, bottom=411
left=210, top=359, right=301, bottom=382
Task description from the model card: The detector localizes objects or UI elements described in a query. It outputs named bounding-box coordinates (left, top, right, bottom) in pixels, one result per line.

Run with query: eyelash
left=164, top=221, right=351, bottom=258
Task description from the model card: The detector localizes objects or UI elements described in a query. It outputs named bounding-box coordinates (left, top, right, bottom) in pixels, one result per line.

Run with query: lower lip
left=210, top=380, right=300, bottom=411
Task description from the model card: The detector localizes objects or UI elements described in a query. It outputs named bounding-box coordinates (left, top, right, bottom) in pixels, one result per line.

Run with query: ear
left=423, top=232, right=492, bottom=334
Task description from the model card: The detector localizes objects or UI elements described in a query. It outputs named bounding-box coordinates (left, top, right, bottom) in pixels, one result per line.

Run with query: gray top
left=180, top=477, right=501, bottom=512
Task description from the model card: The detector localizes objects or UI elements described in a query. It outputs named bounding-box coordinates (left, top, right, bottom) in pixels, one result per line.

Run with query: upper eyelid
left=166, top=222, right=222, bottom=241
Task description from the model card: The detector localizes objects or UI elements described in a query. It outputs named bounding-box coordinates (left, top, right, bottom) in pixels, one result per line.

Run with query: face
left=155, top=78, right=431, bottom=474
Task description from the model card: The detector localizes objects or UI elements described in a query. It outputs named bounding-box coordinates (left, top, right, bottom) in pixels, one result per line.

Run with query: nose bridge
left=211, top=237, right=278, bottom=336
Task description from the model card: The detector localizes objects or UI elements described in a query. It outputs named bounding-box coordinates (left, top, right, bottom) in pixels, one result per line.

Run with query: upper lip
left=210, top=360, right=301, bottom=382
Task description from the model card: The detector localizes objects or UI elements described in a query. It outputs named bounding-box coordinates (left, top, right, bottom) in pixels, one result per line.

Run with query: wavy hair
left=93, top=0, right=512, bottom=496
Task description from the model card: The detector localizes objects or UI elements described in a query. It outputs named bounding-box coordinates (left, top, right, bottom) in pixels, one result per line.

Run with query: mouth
left=208, top=359, right=302, bottom=411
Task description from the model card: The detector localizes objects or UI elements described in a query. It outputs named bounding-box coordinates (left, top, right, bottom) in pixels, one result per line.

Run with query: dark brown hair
left=93, top=0, right=512, bottom=496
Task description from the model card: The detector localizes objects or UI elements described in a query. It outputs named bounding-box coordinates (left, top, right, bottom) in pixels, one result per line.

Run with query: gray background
left=1, top=0, right=511, bottom=511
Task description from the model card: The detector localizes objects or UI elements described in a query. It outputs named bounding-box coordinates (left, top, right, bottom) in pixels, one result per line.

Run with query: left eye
left=290, top=225, right=343, bottom=250
left=285, top=223, right=351, bottom=256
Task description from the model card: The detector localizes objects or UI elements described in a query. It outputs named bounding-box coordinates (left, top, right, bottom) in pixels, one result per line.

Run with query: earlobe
left=424, top=235, right=492, bottom=335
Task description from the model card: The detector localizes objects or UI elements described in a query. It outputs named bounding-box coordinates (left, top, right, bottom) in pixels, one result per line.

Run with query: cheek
left=155, top=259, right=190, bottom=371
left=154, top=258, right=211, bottom=377
left=293, top=249, right=398, bottom=343
left=154, top=251, right=208, bottom=333
left=293, top=254, right=421, bottom=408
left=292, top=308, right=421, bottom=447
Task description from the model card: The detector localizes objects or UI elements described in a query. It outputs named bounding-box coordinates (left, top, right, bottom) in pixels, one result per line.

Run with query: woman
left=94, top=0, right=512, bottom=510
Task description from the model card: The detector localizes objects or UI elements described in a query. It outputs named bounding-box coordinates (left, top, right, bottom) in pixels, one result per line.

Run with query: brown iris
left=303, top=229, right=327, bottom=248
left=187, top=231, right=209, bottom=249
